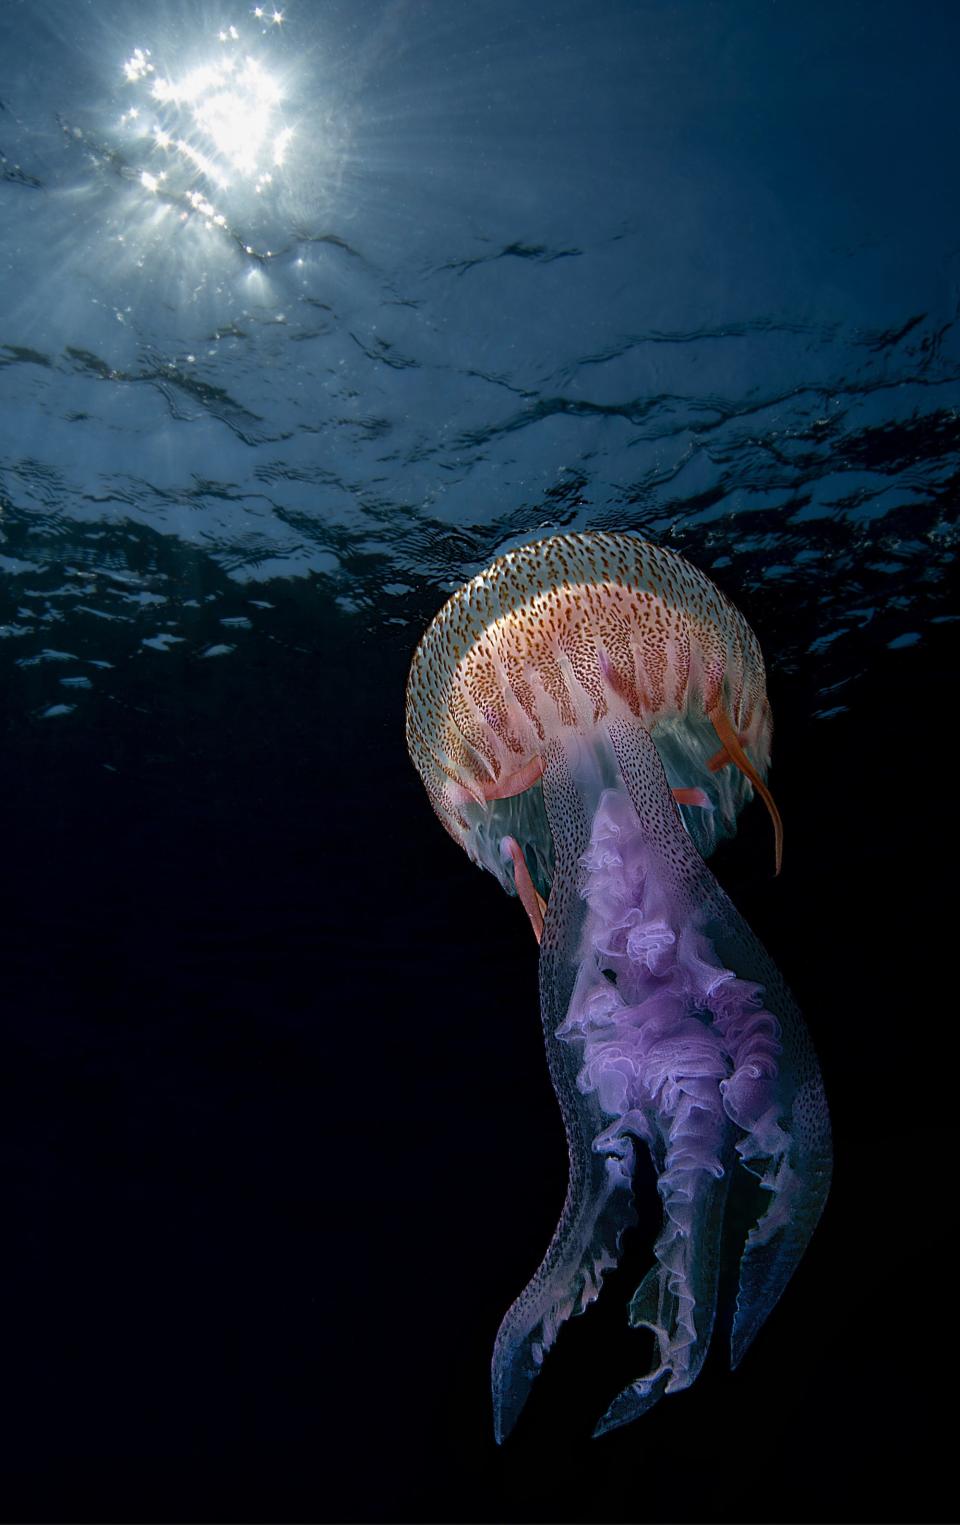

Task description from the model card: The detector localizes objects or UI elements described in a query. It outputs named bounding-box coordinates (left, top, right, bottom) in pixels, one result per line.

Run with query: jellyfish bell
left=405, top=530, right=831, bottom=1441
left=407, top=532, right=783, bottom=925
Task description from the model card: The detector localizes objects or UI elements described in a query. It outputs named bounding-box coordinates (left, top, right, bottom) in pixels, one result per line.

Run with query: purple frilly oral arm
left=491, top=719, right=831, bottom=1440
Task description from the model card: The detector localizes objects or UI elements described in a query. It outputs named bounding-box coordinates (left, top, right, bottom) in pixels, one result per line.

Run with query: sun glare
left=119, top=17, right=295, bottom=235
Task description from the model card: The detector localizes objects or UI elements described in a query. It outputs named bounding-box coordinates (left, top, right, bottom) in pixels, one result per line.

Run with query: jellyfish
left=405, top=530, right=831, bottom=1440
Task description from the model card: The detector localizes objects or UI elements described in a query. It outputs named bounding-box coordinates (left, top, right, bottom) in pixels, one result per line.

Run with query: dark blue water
left=1, top=2, right=956, bottom=1520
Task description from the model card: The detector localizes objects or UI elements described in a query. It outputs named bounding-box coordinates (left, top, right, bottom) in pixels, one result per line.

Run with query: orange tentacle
left=709, top=709, right=783, bottom=875
left=672, top=787, right=711, bottom=808
left=501, top=835, right=546, bottom=944
left=481, top=755, right=544, bottom=801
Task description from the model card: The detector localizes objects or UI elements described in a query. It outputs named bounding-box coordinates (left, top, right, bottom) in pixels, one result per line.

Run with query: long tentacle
left=601, top=716, right=831, bottom=1423
left=709, top=706, right=784, bottom=875
left=491, top=739, right=638, bottom=1444
left=492, top=719, right=830, bottom=1441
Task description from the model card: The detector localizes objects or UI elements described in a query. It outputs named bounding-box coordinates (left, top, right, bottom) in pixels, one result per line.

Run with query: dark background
left=2, top=569, right=954, bottom=1523
left=2, top=1, right=958, bottom=1520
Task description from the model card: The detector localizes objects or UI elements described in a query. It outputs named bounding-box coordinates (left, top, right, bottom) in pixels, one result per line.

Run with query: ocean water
left=1, top=2, right=955, bottom=1521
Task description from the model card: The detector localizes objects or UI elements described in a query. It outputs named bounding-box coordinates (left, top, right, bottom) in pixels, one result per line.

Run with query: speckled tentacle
left=593, top=717, right=832, bottom=1430
left=492, top=735, right=638, bottom=1443
left=493, top=717, right=831, bottom=1439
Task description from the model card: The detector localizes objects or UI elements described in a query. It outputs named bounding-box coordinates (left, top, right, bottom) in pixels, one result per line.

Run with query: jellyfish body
left=405, top=531, right=831, bottom=1440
